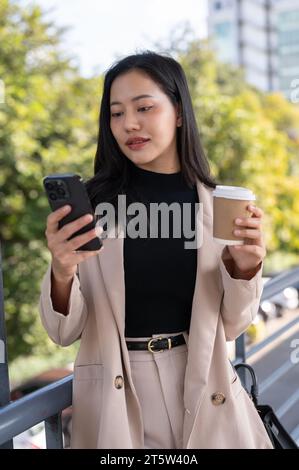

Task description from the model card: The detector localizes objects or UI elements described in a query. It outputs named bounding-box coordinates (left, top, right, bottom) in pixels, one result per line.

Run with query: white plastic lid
left=212, top=185, right=256, bottom=201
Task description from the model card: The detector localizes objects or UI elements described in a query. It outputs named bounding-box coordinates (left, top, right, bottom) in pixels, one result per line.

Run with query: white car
left=261, top=277, right=299, bottom=317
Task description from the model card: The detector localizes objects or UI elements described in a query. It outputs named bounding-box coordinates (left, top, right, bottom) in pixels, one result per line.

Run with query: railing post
left=45, top=413, right=63, bottom=449
left=235, top=333, right=246, bottom=364
left=235, top=333, right=247, bottom=387
left=0, top=241, right=13, bottom=448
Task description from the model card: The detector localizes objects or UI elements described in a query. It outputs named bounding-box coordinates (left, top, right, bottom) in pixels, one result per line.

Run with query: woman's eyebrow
left=110, top=94, right=155, bottom=106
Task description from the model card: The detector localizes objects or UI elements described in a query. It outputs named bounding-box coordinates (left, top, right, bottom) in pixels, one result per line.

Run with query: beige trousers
left=125, top=331, right=189, bottom=449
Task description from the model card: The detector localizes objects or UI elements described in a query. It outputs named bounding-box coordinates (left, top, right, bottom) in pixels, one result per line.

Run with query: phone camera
left=57, top=188, right=66, bottom=196
left=45, top=182, right=54, bottom=191
left=45, top=178, right=69, bottom=201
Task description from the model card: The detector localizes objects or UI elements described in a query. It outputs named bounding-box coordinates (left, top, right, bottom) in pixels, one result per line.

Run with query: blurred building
left=208, top=0, right=299, bottom=99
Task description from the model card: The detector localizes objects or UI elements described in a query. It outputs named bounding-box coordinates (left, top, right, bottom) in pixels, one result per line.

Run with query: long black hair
left=85, top=50, right=217, bottom=217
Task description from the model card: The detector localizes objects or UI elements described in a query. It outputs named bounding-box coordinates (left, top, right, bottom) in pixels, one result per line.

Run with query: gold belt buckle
left=147, top=337, right=172, bottom=353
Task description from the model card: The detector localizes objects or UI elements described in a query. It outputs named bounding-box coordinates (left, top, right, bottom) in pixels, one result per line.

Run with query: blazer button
left=211, top=392, right=226, bottom=405
left=114, top=375, right=124, bottom=389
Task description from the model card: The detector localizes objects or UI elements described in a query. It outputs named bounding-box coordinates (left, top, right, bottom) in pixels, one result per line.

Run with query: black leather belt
left=126, top=334, right=186, bottom=353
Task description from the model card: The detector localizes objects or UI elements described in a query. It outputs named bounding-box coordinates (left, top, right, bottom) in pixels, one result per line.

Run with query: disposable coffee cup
left=212, top=185, right=256, bottom=245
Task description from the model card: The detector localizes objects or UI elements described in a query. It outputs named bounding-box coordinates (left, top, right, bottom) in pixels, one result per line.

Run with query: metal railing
left=0, top=376, right=72, bottom=449
left=235, top=266, right=299, bottom=364
left=1, top=237, right=299, bottom=448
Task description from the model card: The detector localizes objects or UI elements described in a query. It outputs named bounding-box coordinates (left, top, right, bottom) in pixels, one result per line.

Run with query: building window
left=214, top=0, right=233, bottom=10
left=278, top=30, right=299, bottom=46
left=215, top=21, right=231, bottom=37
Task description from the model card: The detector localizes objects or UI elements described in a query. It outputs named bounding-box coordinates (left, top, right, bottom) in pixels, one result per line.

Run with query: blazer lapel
left=97, top=224, right=126, bottom=338
left=183, top=181, right=223, bottom=447
left=97, top=223, right=145, bottom=448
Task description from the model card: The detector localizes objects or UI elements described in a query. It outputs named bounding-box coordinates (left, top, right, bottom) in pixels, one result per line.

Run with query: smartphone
left=43, top=173, right=102, bottom=251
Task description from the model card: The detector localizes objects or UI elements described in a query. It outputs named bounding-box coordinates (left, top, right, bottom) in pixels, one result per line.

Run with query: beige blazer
left=39, top=180, right=273, bottom=449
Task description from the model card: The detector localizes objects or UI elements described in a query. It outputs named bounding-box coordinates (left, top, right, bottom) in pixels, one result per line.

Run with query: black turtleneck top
left=124, top=164, right=199, bottom=337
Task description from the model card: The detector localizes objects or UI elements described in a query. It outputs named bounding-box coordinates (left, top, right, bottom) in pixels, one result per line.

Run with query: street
left=247, top=309, right=299, bottom=444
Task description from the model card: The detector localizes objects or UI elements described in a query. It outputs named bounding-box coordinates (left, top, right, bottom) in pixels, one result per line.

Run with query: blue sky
left=21, top=0, right=208, bottom=77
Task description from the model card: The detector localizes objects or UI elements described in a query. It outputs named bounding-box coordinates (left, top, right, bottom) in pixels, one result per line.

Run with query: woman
left=39, top=51, right=272, bottom=449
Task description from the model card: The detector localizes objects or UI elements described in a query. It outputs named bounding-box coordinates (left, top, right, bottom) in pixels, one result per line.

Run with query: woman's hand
left=227, top=204, right=266, bottom=279
left=45, top=205, right=103, bottom=283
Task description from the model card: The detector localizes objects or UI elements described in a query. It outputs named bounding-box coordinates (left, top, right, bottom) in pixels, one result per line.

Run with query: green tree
left=173, top=37, right=299, bottom=266
left=0, top=0, right=101, bottom=361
